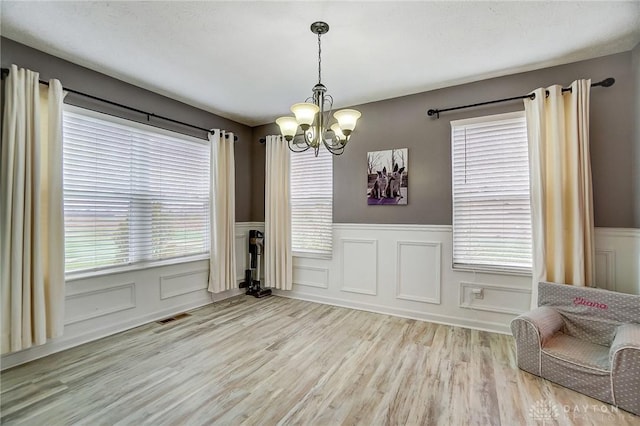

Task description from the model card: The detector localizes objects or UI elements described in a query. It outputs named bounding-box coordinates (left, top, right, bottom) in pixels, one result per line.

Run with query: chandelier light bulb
left=330, top=123, right=346, bottom=141
left=291, top=102, right=319, bottom=130
left=333, top=109, right=361, bottom=135
left=275, top=116, right=299, bottom=141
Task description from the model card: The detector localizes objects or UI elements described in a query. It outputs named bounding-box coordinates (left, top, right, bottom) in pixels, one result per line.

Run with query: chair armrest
left=511, top=306, right=564, bottom=346
left=610, top=323, right=640, bottom=416
left=610, top=323, right=640, bottom=359
left=510, top=307, right=564, bottom=376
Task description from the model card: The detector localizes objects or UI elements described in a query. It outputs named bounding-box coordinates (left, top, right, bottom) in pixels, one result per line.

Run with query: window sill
left=65, top=254, right=210, bottom=282
left=452, top=264, right=532, bottom=277
left=293, top=251, right=333, bottom=261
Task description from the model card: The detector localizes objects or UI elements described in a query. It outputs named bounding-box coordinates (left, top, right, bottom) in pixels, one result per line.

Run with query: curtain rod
left=426, top=77, right=615, bottom=119
left=0, top=67, right=238, bottom=141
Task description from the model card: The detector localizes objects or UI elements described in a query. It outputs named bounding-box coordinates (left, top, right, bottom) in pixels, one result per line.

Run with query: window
left=290, top=146, right=333, bottom=256
left=451, top=111, right=531, bottom=273
left=63, top=106, right=210, bottom=274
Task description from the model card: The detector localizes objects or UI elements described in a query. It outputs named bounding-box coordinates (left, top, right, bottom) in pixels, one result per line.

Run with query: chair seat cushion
left=542, top=333, right=610, bottom=372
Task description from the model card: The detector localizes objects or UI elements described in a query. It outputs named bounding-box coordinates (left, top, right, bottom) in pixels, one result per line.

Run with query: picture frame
left=367, top=148, right=408, bottom=205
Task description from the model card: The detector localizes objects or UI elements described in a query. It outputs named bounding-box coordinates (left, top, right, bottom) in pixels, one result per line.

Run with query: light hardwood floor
left=1, top=296, right=638, bottom=426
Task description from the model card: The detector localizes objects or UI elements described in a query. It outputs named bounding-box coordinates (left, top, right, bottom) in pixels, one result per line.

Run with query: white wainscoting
left=276, top=224, right=640, bottom=335
left=1, top=222, right=264, bottom=370
left=235, top=233, right=249, bottom=282
left=4, top=223, right=634, bottom=369
left=593, top=228, right=640, bottom=295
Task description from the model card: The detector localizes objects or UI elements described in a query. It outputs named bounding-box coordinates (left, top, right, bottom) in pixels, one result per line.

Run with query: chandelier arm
left=323, top=94, right=333, bottom=115
left=321, top=95, right=333, bottom=140
left=324, top=94, right=334, bottom=106
left=322, top=139, right=345, bottom=156
left=323, top=137, right=347, bottom=150
left=302, top=128, right=317, bottom=147
left=288, top=135, right=312, bottom=153
left=288, top=144, right=311, bottom=153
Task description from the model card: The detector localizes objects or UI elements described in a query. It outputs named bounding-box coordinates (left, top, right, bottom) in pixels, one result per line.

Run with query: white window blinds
left=290, top=146, right=333, bottom=256
left=451, top=111, right=532, bottom=272
left=63, top=107, right=210, bottom=274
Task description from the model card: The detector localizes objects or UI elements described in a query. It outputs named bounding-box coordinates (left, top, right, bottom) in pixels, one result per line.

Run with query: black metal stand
left=239, top=230, right=272, bottom=298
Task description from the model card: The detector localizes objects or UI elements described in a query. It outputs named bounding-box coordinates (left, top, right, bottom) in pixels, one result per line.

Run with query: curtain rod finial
left=601, top=77, right=615, bottom=87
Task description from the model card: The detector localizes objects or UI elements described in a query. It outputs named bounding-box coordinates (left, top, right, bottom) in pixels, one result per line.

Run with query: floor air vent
left=157, top=312, right=191, bottom=324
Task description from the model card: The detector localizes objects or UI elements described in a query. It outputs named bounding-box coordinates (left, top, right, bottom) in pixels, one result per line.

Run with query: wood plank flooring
left=1, top=295, right=638, bottom=425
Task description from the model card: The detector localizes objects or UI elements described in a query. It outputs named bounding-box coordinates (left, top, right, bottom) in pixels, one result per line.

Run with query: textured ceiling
left=2, top=1, right=639, bottom=126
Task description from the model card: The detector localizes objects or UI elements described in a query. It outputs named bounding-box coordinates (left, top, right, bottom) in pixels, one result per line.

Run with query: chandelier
left=276, top=21, right=361, bottom=156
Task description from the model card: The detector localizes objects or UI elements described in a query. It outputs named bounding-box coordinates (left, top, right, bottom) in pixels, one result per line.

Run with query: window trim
left=62, top=105, right=211, bottom=278
left=450, top=110, right=532, bottom=275
left=292, top=250, right=333, bottom=260
left=289, top=145, right=334, bottom=258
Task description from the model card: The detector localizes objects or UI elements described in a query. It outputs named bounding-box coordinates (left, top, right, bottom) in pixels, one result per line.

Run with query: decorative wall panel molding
left=65, top=282, right=136, bottom=325
left=396, top=241, right=441, bottom=304
left=293, top=265, right=330, bottom=289
left=235, top=233, right=248, bottom=282
left=458, top=281, right=531, bottom=315
left=594, top=227, right=638, bottom=295
left=340, top=238, right=378, bottom=295
left=595, top=249, right=616, bottom=291
left=159, top=269, right=209, bottom=300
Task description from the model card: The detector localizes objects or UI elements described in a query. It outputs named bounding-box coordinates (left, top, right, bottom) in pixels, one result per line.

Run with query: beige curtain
left=524, top=79, right=595, bottom=307
left=264, top=135, right=293, bottom=290
left=1, top=64, right=66, bottom=354
left=208, top=130, right=237, bottom=293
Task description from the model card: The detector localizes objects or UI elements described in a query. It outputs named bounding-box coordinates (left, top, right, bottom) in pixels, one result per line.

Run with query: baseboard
left=273, top=290, right=512, bottom=335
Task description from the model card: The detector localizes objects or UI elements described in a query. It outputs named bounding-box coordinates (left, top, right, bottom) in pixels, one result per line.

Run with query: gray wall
left=250, top=126, right=268, bottom=223
left=254, top=51, right=637, bottom=228
left=5, top=36, right=636, bottom=228
left=1, top=37, right=254, bottom=221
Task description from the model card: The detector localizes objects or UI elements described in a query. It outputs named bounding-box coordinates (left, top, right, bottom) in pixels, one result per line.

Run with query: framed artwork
left=367, top=148, right=408, bottom=205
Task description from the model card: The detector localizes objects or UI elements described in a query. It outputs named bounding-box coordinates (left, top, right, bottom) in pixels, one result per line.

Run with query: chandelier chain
left=317, top=33, right=322, bottom=84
